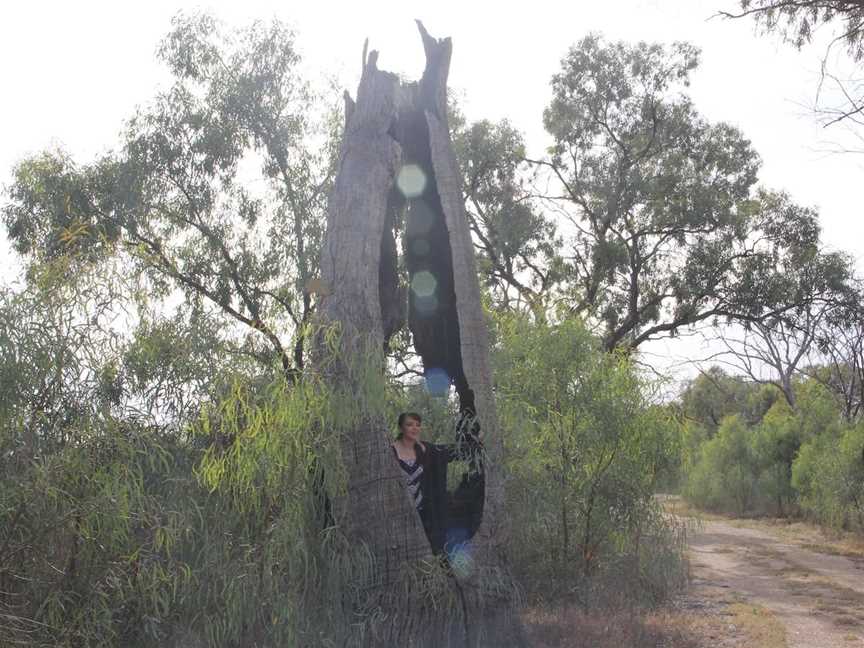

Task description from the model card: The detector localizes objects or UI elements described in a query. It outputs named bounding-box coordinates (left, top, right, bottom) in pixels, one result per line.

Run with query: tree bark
left=314, top=23, right=526, bottom=648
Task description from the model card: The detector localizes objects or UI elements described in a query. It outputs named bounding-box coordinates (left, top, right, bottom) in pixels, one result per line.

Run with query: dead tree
left=712, top=312, right=826, bottom=410
left=807, top=305, right=864, bottom=422
left=314, top=23, right=526, bottom=647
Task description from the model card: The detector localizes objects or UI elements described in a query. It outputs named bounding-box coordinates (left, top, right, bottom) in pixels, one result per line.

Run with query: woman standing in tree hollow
left=391, top=406, right=483, bottom=560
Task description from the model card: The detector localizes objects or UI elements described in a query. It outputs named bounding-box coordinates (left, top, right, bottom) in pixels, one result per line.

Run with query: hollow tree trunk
left=315, top=23, right=526, bottom=648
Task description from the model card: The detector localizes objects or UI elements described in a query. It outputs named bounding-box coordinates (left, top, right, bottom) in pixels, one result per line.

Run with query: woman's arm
left=436, top=434, right=482, bottom=464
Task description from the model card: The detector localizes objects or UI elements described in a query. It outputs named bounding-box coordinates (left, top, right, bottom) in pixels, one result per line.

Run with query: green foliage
left=686, top=415, right=758, bottom=515
left=453, top=118, right=563, bottom=312
left=495, top=312, right=687, bottom=606
left=684, top=397, right=813, bottom=517
left=682, top=371, right=855, bottom=519
left=3, top=150, right=123, bottom=263
left=121, top=308, right=246, bottom=424
left=535, top=34, right=842, bottom=350
left=750, top=401, right=800, bottom=515
left=0, top=366, right=383, bottom=647
left=680, top=367, right=777, bottom=433
left=1, top=424, right=196, bottom=646
left=0, top=263, right=133, bottom=455
left=793, top=424, right=864, bottom=530
left=0, top=275, right=469, bottom=646
left=3, top=13, right=339, bottom=376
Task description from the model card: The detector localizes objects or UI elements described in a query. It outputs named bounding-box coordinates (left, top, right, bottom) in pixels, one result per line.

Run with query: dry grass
left=660, top=495, right=726, bottom=522
left=522, top=497, right=794, bottom=647
left=801, top=537, right=864, bottom=560
left=521, top=600, right=787, bottom=648
left=724, top=603, right=788, bottom=648
left=736, top=518, right=864, bottom=560
left=522, top=606, right=704, bottom=648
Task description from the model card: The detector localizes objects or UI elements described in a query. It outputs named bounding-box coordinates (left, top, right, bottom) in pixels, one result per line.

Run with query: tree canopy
left=529, top=35, right=851, bottom=350
left=4, top=13, right=338, bottom=380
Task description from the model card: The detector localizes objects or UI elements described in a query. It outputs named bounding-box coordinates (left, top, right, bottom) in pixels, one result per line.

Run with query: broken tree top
left=344, top=21, right=452, bottom=124
left=320, top=19, right=489, bottom=416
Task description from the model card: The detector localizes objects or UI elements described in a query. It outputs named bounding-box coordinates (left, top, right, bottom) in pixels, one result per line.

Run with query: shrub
left=793, top=424, right=864, bottom=530
left=0, top=372, right=376, bottom=647
left=495, top=313, right=687, bottom=607
left=685, top=415, right=756, bottom=515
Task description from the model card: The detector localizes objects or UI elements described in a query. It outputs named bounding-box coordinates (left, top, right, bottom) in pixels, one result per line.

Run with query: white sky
left=1, top=0, right=861, bottom=381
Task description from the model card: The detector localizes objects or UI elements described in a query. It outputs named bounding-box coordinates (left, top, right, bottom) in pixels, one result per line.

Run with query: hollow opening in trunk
left=392, top=93, right=472, bottom=412
left=379, top=90, right=485, bottom=562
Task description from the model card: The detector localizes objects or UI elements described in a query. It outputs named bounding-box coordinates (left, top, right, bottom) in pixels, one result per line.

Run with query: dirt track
left=689, top=517, right=864, bottom=647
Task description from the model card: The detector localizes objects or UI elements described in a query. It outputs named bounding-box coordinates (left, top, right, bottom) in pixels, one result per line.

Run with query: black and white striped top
left=396, top=456, right=424, bottom=510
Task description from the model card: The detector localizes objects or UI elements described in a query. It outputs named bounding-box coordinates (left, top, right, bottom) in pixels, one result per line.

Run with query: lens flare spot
left=449, top=549, right=475, bottom=578
left=414, top=293, right=439, bottom=317
left=397, top=164, right=427, bottom=198
left=425, top=367, right=451, bottom=396
left=411, top=271, right=437, bottom=298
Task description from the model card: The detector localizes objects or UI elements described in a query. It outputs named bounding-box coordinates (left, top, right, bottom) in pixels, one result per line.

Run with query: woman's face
left=400, top=417, right=422, bottom=444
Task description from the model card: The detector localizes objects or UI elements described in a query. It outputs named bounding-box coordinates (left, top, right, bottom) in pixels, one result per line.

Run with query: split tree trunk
left=315, top=23, right=526, bottom=648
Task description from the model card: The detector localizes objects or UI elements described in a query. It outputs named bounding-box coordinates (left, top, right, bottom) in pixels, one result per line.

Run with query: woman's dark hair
left=398, top=412, right=422, bottom=427
left=396, top=412, right=422, bottom=439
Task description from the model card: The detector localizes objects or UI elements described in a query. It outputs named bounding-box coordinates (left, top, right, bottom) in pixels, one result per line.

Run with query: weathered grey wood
left=316, top=49, right=432, bottom=581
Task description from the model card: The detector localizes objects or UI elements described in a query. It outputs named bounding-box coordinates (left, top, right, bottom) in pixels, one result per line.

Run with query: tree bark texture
left=315, top=23, right=525, bottom=648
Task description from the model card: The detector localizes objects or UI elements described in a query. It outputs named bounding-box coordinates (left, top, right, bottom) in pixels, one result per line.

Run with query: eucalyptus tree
left=0, top=270, right=125, bottom=458
left=730, top=0, right=864, bottom=55
left=725, top=1, right=864, bottom=134
left=4, top=13, right=336, bottom=379
left=454, top=119, right=563, bottom=314
left=679, top=367, right=764, bottom=432
left=533, top=35, right=844, bottom=351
